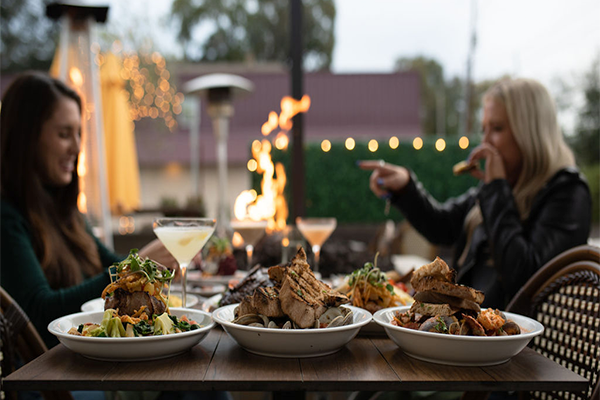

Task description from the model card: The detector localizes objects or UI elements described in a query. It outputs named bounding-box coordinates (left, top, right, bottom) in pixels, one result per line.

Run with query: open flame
left=235, top=95, right=310, bottom=233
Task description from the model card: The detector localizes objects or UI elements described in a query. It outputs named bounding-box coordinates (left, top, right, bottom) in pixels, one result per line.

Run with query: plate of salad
left=48, top=307, right=215, bottom=361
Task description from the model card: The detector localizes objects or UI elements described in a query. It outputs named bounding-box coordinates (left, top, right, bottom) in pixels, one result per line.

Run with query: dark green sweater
left=0, top=199, right=123, bottom=347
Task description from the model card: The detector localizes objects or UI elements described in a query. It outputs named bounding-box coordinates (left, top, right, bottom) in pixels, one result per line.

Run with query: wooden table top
left=4, top=328, right=589, bottom=393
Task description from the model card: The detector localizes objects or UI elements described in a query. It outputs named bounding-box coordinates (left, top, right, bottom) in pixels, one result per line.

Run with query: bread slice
left=410, top=257, right=456, bottom=287
left=411, top=276, right=485, bottom=304
left=413, top=290, right=481, bottom=313
left=453, top=160, right=477, bottom=176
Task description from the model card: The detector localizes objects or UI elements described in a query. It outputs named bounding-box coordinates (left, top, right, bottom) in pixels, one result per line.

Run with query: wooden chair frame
left=1, top=287, right=74, bottom=400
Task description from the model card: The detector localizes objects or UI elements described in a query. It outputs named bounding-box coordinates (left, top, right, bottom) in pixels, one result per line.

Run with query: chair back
left=506, top=245, right=600, bottom=400
left=0, top=287, right=73, bottom=400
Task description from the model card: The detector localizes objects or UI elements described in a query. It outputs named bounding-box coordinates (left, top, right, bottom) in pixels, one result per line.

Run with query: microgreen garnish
left=111, top=249, right=174, bottom=284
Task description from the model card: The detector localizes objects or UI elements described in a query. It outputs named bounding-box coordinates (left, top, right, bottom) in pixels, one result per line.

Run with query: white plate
left=373, top=306, right=544, bottom=366
left=187, top=270, right=247, bottom=286
left=49, top=308, right=215, bottom=361
left=212, top=304, right=372, bottom=358
left=80, top=293, right=199, bottom=312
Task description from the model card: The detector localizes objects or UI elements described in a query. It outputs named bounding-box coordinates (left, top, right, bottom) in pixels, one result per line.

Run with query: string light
left=435, top=138, right=446, bottom=152
left=459, top=136, right=469, bottom=149
left=345, top=137, right=355, bottom=150
left=413, top=137, right=423, bottom=150
left=102, top=45, right=184, bottom=132
left=321, top=140, right=332, bottom=152
left=389, top=136, right=399, bottom=149
left=368, top=139, right=379, bottom=152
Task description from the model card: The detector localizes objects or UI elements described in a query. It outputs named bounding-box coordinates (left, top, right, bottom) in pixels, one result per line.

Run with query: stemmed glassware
left=295, top=217, right=337, bottom=272
left=153, top=217, right=216, bottom=308
left=230, top=219, right=268, bottom=270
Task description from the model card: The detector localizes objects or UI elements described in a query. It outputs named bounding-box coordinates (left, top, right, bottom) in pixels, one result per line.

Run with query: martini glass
left=153, top=217, right=216, bottom=308
left=230, top=219, right=268, bottom=270
left=295, top=217, right=337, bottom=272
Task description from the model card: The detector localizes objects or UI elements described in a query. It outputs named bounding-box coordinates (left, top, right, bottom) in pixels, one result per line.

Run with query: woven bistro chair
left=0, top=286, right=74, bottom=400
left=463, top=245, right=600, bottom=400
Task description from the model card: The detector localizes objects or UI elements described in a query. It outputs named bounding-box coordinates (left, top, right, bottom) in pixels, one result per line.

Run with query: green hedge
left=253, top=138, right=480, bottom=224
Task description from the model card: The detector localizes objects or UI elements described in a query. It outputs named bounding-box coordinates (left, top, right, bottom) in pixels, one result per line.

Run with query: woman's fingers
left=468, top=144, right=506, bottom=183
left=359, top=160, right=410, bottom=194
left=357, top=159, right=386, bottom=171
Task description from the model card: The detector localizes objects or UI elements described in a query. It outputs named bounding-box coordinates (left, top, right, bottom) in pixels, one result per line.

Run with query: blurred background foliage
left=171, top=0, right=335, bottom=70
left=1, top=0, right=597, bottom=223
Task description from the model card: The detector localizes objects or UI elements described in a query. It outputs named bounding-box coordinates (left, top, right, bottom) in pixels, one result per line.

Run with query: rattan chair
left=463, top=245, right=600, bottom=400
left=0, top=286, right=74, bottom=400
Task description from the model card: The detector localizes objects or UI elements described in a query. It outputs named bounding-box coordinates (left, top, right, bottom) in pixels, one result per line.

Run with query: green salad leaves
left=75, top=309, right=202, bottom=338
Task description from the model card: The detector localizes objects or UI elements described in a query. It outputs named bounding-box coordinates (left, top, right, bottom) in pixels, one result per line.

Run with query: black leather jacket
left=391, top=167, right=592, bottom=309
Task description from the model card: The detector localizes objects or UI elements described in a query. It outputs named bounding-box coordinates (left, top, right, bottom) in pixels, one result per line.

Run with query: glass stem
left=312, top=244, right=321, bottom=273
left=180, top=262, right=188, bottom=308
left=245, top=245, right=254, bottom=271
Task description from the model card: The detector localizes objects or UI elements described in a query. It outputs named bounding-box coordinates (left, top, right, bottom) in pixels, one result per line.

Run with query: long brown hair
left=1, top=72, right=102, bottom=288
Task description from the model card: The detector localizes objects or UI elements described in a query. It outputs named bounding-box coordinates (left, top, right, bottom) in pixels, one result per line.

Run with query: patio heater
left=183, top=74, right=254, bottom=237
left=46, top=1, right=113, bottom=248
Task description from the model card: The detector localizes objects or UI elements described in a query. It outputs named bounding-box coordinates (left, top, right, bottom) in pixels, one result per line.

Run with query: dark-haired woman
left=0, top=71, right=174, bottom=348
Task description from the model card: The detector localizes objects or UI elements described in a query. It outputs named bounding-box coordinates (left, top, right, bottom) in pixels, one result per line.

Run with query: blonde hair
left=459, top=78, right=575, bottom=264
left=486, top=78, right=575, bottom=217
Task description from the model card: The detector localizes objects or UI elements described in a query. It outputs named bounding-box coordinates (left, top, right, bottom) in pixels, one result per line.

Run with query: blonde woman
left=359, top=78, right=591, bottom=308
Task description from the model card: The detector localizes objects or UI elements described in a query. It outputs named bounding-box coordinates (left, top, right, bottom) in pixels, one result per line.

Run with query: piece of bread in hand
left=453, top=160, right=477, bottom=176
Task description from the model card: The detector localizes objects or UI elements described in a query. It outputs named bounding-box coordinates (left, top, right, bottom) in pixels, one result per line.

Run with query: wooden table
left=4, top=328, right=588, bottom=395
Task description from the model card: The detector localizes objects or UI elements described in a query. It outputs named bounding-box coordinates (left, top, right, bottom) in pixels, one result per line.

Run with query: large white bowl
left=212, top=304, right=372, bottom=358
left=373, top=306, right=544, bottom=366
left=80, top=294, right=199, bottom=312
left=48, top=308, right=215, bottom=361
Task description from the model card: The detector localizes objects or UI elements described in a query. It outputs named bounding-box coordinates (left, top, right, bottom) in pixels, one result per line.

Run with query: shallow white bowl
left=80, top=294, right=199, bottom=312
left=48, top=308, right=215, bottom=361
left=212, top=304, right=372, bottom=358
left=373, top=306, right=544, bottom=366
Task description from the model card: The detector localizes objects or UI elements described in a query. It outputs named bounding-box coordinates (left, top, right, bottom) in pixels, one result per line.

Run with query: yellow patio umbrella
left=99, top=51, right=141, bottom=214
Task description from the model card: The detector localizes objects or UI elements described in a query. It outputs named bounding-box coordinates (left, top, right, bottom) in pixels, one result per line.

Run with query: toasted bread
left=410, top=257, right=456, bottom=287
left=413, top=290, right=481, bottom=313
left=453, top=160, right=477, bottom=176
left=411, top=276, right=485, bottom=304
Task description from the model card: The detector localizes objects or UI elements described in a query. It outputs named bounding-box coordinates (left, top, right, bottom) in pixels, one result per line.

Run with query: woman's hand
left=138, top=239, right=178, bottom=272
left=358, top=160, right=411, bottom=197
left=467, top=143, right=508, bottom=184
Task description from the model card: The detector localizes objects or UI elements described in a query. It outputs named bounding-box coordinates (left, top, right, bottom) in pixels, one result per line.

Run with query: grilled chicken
left=271, top=248, right=349, bottom=328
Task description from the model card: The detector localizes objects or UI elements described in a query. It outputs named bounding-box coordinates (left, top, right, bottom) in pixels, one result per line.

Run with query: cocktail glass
left=153, top=217, right=216, bottom=308
left=295, top=217, right=337, bottom=272
left=230, top=219, right=268, bottom=270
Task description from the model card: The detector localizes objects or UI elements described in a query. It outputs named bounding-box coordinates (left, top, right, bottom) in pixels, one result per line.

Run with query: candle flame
left=232, top=232, right=244, bottom=247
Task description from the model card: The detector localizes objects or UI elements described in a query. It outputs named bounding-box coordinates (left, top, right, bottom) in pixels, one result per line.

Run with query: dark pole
left=290, top=0, right=305, bottom=219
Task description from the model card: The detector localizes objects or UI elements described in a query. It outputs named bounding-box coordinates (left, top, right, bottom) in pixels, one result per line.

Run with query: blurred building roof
left=137, top=67, right=421, bottom=167
left=1, top=65, right=421, bottom=168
